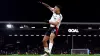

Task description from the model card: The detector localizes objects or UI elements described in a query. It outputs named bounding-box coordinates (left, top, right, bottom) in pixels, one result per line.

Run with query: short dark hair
left=55, top=5, right=62, bottom=10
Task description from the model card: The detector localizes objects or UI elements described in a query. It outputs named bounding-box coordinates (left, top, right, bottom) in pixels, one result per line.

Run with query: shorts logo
left=54, top=18, right=56, bottom=19
left=54, top=29, right=56, bottom=32
left=52, top=29, right=56, bottom=33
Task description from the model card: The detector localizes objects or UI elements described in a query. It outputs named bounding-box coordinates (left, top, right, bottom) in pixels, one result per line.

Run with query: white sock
left=49, top=43, right=53, bottom=53
left=44, top=47, right=48, bottom=51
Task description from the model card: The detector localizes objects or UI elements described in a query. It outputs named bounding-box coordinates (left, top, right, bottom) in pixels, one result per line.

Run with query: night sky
left=0, top=0, right=100, bottom=53
left=0, top=0, right=99, bottom=22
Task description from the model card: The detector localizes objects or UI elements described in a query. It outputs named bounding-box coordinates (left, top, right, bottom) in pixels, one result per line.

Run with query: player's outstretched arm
left=39, top=1, right=54, bottom=12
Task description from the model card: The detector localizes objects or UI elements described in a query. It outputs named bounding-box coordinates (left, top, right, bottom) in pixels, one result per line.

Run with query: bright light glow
left=62, top=35, right=66, bottom=36
left=73, top=35, right=76, bottom=36
left=88, top=35, right=91, bottom=37
left=43, top=27, right=47, bottom=28
left=25, top=35, right=29, bottom=36
left=9, top=35, right=12, bottom=36
left=31, top=27, right=35, bottom=28
left=36, top=35, right=39, bottom=36
left=16, top=40, right=20, bottom=44
left=67, top=35, right=71, bottom=36
left=14, top=34, right=18, bottom=36
left=83, top=35, right=86, bottom=37
left=57, top=35, right=61, bottom=36
left=42, top=35, right=45, bottom=36
left=20, top=35, right=23, bottom=36
left=88, top=27, right=92, bottom=29
left=99, top=35, right=100, bottom=37
left=78, top=35, right=81, bottom=36
left=6, top=24, right=13, bottom=28
left=94, top=35, right=97, bottom=37
left=31, top=35, right=34, bottom=36
left=20, top=26, right=24, bottom=28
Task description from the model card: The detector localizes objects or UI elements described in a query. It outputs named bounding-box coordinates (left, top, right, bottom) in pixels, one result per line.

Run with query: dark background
left=0, top=0, right=99, bottom=22
left=0, top=0, right=100, bottom=54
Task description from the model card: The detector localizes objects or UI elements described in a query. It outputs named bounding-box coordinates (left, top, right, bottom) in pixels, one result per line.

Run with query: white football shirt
left=49, top=9, right=63, bottom=28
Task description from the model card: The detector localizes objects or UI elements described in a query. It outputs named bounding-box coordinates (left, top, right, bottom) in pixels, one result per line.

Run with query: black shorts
left=45, top=27, right=59, bottom=36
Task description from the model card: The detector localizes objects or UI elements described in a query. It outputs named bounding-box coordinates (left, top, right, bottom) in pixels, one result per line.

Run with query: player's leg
left=42, top=33, right=55, bottom=56
left=41, top=35, right=49, bottom=56
left=49, top=33, right=56, bottom=54
left=48, top=27, right=58, bottom=54
left=42, top=35, right=49, bottom=52
left=41, top=28, right=51, bottom=56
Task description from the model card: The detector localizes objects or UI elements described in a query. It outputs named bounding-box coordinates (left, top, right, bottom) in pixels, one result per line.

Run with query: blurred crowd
left=0, top=47, right=68, bottom=55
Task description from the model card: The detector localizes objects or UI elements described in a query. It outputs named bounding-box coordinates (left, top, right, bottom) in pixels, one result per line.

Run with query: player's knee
left=42, top=36, right=49, bottom=43
left=50, top=33, right=55, bottom=38
left=49, top=37, right=54, bottom=43
left=42, top=39, right=47, bottom=43
left=50, top=36, right=54, bottom=41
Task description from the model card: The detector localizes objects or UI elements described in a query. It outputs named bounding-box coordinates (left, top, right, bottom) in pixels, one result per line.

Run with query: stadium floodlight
left=25, top=34, right=29, bottom=36
left=42, top=35, right=45, bottom=36
left=88, top=35, right=91, bottom=37
left=83, top=35, right=86, bottom=37
left=6, top=24, right=13, bottom=28
left=36, top=35, right=39, bottom=36
left=20, top=26, right=24, bottom=28
left=57, top=35, right=61, bottom=36
left=31, top=27, right=35, bottom=28
left=31, top=35, right=34, bottom=36
left=14, top=34, right=18, bottom=36
left=20, top=35, right=23, bottom=36
left=78, top=35, right=81, bottom=36
left=73, top=35, right=76, bottom=36
left=9, top=35, right=12, bottom=36
left=88, top=27, right=92, bottom=29
left=67, top=35, right=71, bottom=36
left=62, top=35, right=66, bottom=36
left=94, top=35, right=97, bottom=37
left=43, top=27, right=47, bottom=28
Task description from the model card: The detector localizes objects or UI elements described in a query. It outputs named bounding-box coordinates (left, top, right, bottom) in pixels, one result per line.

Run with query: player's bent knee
left=42, top=35, right=49, bottom=43
left=50, top=33, right=55, bottom=38
left=42, top=39, right=47, bottom=43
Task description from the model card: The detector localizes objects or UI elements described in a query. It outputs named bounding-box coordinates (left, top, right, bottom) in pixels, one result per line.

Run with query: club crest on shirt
left=53, top=16, right=56, bottom=19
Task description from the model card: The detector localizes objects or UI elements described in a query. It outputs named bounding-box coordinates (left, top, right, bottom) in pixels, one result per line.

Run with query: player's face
left=54, top=6, right=60, bottom=13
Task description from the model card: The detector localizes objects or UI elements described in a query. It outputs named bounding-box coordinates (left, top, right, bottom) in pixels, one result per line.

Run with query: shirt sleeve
left=50, top=8, right=55, bottom=13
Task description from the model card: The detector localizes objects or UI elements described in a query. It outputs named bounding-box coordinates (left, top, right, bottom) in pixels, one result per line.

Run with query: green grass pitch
left=0, top=54, right=100, bottom=56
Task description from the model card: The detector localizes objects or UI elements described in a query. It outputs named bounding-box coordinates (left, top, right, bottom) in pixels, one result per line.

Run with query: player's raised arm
left=39, top=2, right=54, bottom=12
